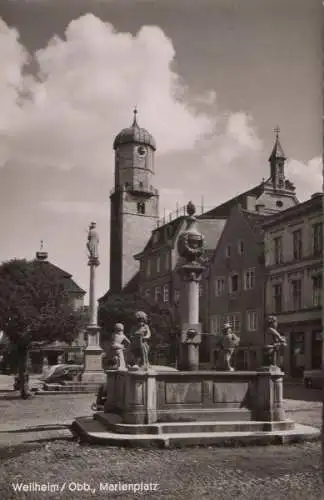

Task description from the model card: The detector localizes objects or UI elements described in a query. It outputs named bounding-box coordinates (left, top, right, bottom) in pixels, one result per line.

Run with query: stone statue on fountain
left=111, top=323, right=131, bottom=371
left=215, top=323, right=240, bottom=371
left=263, top=315, right=287, bottom=367
left=131, top=311, right=151, bottom=370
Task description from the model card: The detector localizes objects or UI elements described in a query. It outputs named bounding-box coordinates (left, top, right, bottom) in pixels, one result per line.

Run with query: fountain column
left=83, top=222, right=105, bottom=383
left=177, top=202, right=205, bottom=371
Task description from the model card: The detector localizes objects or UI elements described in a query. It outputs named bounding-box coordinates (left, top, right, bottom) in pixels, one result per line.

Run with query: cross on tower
left=132, top=106, right=138, bottom=126
left=274, top=126, right=280, bottom=139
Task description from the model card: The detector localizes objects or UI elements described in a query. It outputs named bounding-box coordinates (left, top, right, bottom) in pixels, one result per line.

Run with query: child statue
left=111, top=323, right=131, bottom=370
left=215, top=323, right=240, bottom=371
left=131, top=311, right=151, bottom=370
left=264, top=315, right=287, bottom=366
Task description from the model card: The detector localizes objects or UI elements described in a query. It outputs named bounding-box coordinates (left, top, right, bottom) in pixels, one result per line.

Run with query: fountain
left=72, top=204, right=319, bottom=446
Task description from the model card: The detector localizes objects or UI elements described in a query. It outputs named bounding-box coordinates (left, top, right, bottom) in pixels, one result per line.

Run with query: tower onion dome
left=113, top=108, right=156, bottom=150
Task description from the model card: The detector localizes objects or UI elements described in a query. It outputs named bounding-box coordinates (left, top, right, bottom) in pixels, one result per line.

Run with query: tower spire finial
left=36, top=239, right=48, bottom=261
left=132, top=106, right=138, bottom=127
left=274, top=125, right=280, bottom=140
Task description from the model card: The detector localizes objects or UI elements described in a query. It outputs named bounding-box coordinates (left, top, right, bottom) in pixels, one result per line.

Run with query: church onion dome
left=113, top=108, right=156, bottom=151
left=268, top=126, right=286, bottom=161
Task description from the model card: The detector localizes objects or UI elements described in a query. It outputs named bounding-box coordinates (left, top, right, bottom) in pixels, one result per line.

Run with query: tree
left=0, top=259, right=83, bottom=398
left=98, top=292, right=181, bottom=365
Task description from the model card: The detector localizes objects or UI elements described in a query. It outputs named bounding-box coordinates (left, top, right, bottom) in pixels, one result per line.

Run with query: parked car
left=303, top=369, right=323, bottom=389
left=44, top=364, right=83, bottom=384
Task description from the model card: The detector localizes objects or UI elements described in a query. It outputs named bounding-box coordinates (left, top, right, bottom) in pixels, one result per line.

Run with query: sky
left=0, top=0, right=322, bottom=301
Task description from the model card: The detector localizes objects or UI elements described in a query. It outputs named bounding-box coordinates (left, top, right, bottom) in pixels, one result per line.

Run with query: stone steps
left=95, top=412, right=295, bottom=434
left=71, top=416, right=320, bottom=448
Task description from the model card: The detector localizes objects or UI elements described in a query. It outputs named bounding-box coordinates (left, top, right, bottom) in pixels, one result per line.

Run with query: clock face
left=136, top=145, right=147, bottom=158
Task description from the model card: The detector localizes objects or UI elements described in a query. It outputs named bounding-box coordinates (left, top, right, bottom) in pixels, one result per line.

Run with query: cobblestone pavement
left=0, top=384, right=322, bottom=499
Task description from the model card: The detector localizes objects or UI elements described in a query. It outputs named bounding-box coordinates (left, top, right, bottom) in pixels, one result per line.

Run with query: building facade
left=29, top=248, right=86, bottom=372
left=207, top=206, right=266, bottom=369
left=263, top=193, right=323, bottom=377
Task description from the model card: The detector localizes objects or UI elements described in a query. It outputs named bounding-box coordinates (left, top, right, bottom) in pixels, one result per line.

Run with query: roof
left=262, top=193, right=323, bottom=228
left=113, top=110, right=156, bottom=150
left=33, top=260, right=86, bottom=295
left=199, top=182, right=265, bottom=219
left=269, top=131, right=286, bottom=161
left=241, top=210, right=267, bottom=235
left=138, top=217, right=185, bottom=255
left=136, top=216, right=226, bottom=258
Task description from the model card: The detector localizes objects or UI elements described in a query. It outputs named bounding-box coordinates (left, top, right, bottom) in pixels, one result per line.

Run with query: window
left=229, top=273, right=239, bottom=294
left=156, top=256, right=161, bottom=273
left=211, top=315, right=222, bottom=334
left=244, top=268, right=255, bottom=290
left=272, top=283, right=282, bottom=313
left=215, top=278, right=225, bottom=296
left=247, top=310, right=257, bottom=331
left=174, top=289, right=180, bottom=303
left=154, top=286, right=162, bottom=302
left=146, top=259, right=151, bottom=277
left=163, top=284, right=169, bottom=303
left=137, top=201, right=145, bottom=214
left=225, top=245, right=231, bottom=258
left=312, top=275, right=322, bottom=307
left=165, top=252, right=170, bottom=270
left=291, top=279, right=302, bottom=310
left=238, top=240, right=244, bottom=255
left=144, top=289, right=150, bottom=299
left=224, top=313, right=241, bottom=334
left=312, top=223, right=323, bottom=256
left=274, top=236, right=283, bottom=264
left=292, top=229, right=302, bottom=260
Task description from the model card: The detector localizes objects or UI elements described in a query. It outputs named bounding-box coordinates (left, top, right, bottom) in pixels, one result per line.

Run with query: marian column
left=177, top=202, right=205, bottom=371
left=82, top=222, right=105, bottom=383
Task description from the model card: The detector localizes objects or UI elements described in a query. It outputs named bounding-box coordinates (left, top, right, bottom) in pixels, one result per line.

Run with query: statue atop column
left=131, top=311, right=151, bottom=370
left=87, top=221, right=99, bottom=263
left=111, top=323, right=131, bottom=371
left=263, top=315, right=287, bottom=367
left=215, top=323, right=240, bottom=371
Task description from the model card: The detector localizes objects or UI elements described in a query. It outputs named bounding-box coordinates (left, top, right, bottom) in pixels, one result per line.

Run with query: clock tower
left=109, top=109, right=159, bottom=292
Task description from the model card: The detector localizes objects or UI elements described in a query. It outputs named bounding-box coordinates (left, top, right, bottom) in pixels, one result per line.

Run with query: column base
left=83, top=344, right=105, bottom=383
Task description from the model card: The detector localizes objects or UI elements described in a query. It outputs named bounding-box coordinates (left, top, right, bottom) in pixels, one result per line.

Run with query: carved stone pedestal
left=83, top=326, right=105, bottom=383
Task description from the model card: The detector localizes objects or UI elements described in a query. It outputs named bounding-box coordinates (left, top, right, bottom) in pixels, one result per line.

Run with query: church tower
left=109, top=109, right=159, bottom=292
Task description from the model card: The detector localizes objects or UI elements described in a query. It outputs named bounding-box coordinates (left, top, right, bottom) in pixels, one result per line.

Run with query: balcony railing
left=110, top=182, right=158, bottom=196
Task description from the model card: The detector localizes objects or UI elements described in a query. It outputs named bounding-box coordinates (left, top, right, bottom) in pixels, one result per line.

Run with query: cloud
left=286, top=156, right=322, bottom=201
left=0, top=14, right=215, bottom=172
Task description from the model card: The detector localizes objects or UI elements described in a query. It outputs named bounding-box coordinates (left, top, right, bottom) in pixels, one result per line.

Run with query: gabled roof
left=241, top=210, right=267, bottom=235
left=198, top=182, right=265, bottom=220
left=33, top=260, right=86, bottom=295
left=136, top=216, right=185, bottom=256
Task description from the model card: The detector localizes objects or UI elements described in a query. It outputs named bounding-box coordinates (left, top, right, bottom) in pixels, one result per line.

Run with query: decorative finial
left=36, top=239, right=48, bottom=261
left=274, top=126, right=280, bottom=140
left=132, top=106, right=138, bottom=127
left=186, top=201, right=196, bottom=217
